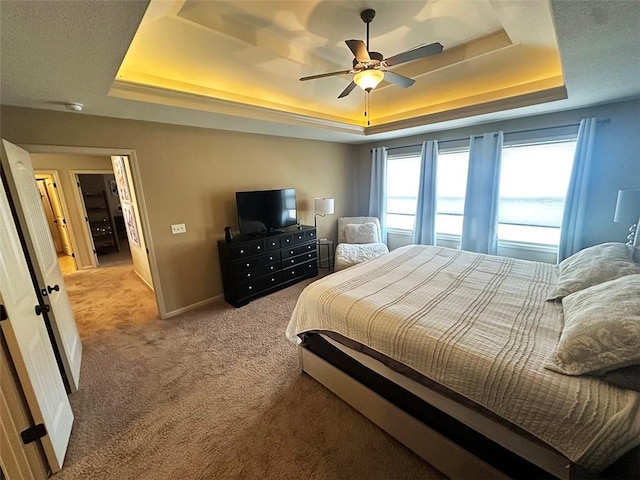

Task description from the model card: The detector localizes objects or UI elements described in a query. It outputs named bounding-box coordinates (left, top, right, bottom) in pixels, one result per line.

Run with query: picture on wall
left=113, top=156, right=131, bottom=202
left=122, top=203, right=140, bottom=248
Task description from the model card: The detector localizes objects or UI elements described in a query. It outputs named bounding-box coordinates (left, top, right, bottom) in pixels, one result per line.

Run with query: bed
left=286, top=244, right=640, bottom=479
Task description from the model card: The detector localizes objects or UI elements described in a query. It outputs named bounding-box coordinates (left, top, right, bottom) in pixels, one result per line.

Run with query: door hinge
left=0, top=304, right=7, bottom=321
left=53, top=182, right=57, bottom=188
left=21, top=424, right=47, bottom=445
left=35, top=304, right=50, bottom=316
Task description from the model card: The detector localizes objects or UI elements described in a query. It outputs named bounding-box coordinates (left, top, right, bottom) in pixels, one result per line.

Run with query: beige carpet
left=54, top=265, right=445, bottom=480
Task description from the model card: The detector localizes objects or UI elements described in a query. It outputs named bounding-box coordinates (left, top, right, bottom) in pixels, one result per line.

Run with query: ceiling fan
left=299, top=9, right=444, bottom=98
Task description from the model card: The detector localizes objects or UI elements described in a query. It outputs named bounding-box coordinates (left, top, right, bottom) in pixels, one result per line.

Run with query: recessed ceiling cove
left=112, top=0, right=566, bottom=135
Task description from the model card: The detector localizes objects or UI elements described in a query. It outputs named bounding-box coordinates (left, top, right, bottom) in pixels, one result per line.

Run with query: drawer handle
left=308, top=254, right=312, bottom=258
left=291, top=270, right=295, bottom=275
left=286, top=239, right=290, bottom=243
left=271, top=278, right=276, bottom=282
left=257, top=246, right=261, bottom=250
left=246, top=263, right=250, bottom=267
left=247, top=273, right=251, bottom=278
left=240, top=249, right=245, bottom=254
left=248, top=286, right=253, bottom=290
left=290, top=250, right=294, bottom=254
left=269, top=256, right=274, bottom=261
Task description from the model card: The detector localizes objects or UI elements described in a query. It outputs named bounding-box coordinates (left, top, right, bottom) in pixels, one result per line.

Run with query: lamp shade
left=314, top=198, right=334, bottom=216
left=353, top=70, right=384, bottom=92
left=614, top=188, right=640, bottom=224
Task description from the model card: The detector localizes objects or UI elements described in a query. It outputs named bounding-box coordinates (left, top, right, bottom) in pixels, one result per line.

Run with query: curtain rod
left=383, top=118, right=611, bottom=152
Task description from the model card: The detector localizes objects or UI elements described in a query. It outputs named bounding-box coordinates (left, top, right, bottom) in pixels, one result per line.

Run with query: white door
left=0, top=176, right=73, bottom=473
left=45, top=176, right=74, bottom=256
left=1, top=140, right=82, bottom=392
left=36, top=178, right=63, bottom=252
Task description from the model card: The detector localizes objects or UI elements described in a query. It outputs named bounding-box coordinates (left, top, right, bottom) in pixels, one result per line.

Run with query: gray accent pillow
left=548, top=242, right=640, bottom=300
left=545, top=274, right=640, bottom=376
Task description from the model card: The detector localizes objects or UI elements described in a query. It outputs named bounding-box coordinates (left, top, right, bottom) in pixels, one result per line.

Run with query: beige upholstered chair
left=335, top=216, right=389, bottom=271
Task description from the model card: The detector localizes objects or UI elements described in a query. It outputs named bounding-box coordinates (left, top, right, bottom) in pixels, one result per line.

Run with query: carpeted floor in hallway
left=54, top=264, right=445, bottom=480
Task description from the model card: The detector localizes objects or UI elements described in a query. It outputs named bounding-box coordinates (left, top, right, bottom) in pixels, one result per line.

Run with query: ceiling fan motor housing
left=360, top=9, right=376, bottom=24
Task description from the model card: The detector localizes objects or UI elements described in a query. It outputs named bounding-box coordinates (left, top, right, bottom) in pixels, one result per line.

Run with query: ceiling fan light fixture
left=354, top=69, right=384, bottom=92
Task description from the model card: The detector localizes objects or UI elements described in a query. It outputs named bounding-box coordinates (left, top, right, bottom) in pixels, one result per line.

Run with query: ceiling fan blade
left=384, top=42, right=444, bottom=67
left=345, top=39, right=370, bottom=63
left=337, top=81, right=357, bottom=98
left=299, top=70, right=352, bottom=81
left=383, top=71, right=415, bottom=88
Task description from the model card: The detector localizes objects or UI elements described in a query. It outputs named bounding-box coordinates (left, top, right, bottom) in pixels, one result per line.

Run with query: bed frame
left=298, top=333, right=639, bottom=480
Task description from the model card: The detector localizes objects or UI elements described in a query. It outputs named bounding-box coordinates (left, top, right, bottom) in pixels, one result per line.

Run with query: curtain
left=369, top=147, right=388, bottom=244
left=412, top=140, right=438, bottom=245
left=558, top=118, right=597, bottom=262
left=460, top=131, right=503, bottom=254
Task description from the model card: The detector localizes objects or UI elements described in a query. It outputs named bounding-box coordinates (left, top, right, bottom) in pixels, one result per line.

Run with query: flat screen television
left=236, top=188, right=297, bottom=235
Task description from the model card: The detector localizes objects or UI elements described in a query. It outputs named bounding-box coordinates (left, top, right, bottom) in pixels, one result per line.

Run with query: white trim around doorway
left=17, top=144, right=165, bottom=319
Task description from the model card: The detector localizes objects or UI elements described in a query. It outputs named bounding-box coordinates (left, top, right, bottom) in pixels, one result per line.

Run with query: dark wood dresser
left=217, top=225, right=317, bottom=307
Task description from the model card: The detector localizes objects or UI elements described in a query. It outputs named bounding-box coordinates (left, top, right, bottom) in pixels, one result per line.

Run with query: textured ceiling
left=1, top=1, right=639, bottom=143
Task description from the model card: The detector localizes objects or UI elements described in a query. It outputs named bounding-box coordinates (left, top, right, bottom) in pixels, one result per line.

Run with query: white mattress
left=286, top=245, right=640, bottom=471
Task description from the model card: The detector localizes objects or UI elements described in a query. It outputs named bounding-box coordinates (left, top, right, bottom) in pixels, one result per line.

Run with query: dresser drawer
left=236, top=280, right=260, bottom=298
left=282, top=250, right=317, bottom=268
left=281, top=242, right=316, bottom=259
left=282, top=260, right=317, bottom=281
left=234, top=251, right=280, bottom=270
left=280, top=233, right=293, bottom=246
left=230, top=240, right=265, bottom=259
left=291, top=230, right=306, bottom=244
left=260, top=272, right=282, bottom=290
left=265, top=237, right=281, bottom=251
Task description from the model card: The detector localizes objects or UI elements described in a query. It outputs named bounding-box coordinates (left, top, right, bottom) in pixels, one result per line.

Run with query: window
left=435, top=150, right=468, bottom=236
left=497, top=140, right=576, bottom=246
left=385, top=132, right=576, bottom=250
left=386, top=149, right=469, bottom=236
left=386, top=155, right=420, bottom=231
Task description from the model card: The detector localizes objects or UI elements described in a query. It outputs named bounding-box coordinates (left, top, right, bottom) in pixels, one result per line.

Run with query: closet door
left=1, top=139, right=82, bottom=392
left=0, top=175, right=73, bottom=473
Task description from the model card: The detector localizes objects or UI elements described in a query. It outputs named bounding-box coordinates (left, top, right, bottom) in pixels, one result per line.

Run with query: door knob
left=47, top=284, right=60, bottom=294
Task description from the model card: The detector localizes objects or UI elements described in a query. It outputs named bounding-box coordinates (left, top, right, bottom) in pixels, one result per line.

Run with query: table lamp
left=314, top=198, right=335, bottom=229
left=614, top=188, right=640, bottom=245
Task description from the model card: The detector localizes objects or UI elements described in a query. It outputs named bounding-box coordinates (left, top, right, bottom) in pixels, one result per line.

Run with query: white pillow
left=344, top=222, right=378, bottom=244
left=547, top=242, right=640, bottom=300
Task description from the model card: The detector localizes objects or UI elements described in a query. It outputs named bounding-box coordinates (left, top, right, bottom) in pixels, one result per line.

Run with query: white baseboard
left=133, top=269, right=154, bottom=292
left=161, top=294, right=224, bottom=319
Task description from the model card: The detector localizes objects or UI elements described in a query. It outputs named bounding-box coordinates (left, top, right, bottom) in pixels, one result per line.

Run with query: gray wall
left=356, top=98, right=640, bottom=248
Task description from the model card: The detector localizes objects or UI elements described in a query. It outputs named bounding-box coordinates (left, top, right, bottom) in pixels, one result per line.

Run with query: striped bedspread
left=286, top=245, right=640, bottom=471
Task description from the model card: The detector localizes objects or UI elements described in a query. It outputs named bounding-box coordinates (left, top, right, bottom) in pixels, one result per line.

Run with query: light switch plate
left=171, top=223, right=186, bottom=234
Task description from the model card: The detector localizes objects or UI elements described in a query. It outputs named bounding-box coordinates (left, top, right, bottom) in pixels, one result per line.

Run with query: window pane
left=386, top=156, right=420, bottom=230
left=436, top=151, right=469, bottom=235
left=499, top=141, right=575, bottom=232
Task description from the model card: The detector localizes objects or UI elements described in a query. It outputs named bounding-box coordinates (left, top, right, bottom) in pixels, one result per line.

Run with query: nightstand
left=317, top=239, right=334, bottom=271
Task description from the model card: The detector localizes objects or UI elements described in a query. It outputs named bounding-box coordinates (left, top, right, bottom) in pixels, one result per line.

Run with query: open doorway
left=75, top=172, right=130, bottom=268
left=28, top=149, right=161, bottom=319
